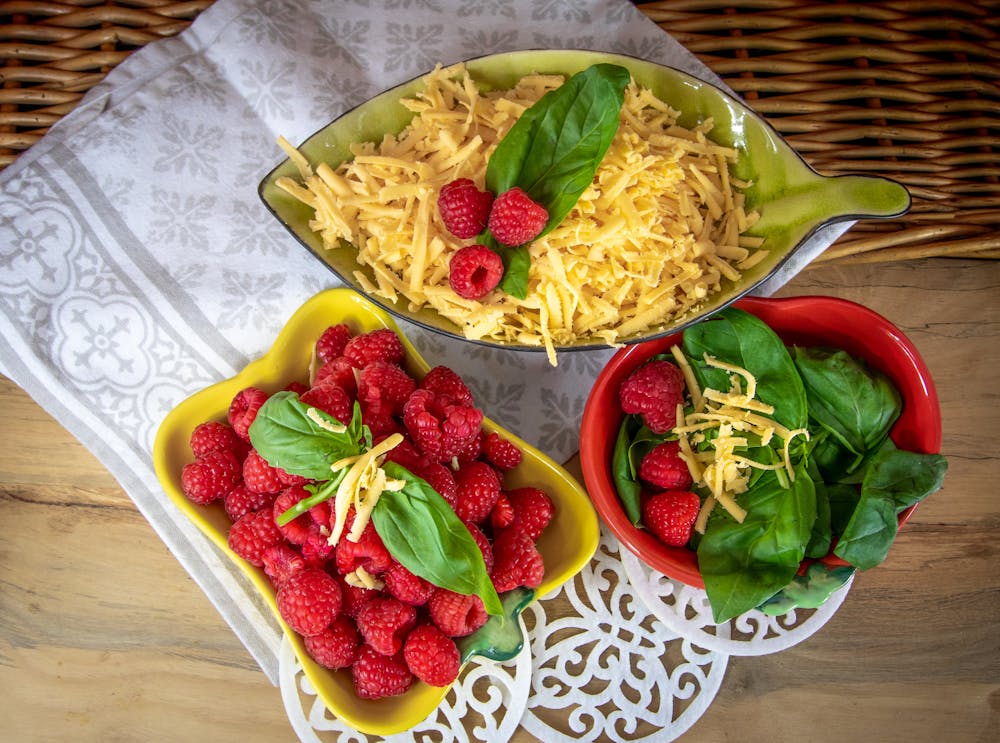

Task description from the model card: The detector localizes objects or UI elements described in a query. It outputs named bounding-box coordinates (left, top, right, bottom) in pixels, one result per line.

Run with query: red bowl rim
left=579, top=295, right=942, bottom=588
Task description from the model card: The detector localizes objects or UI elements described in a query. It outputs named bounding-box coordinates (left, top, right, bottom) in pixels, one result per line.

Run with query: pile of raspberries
left=180, top=324, right=554, bottom=699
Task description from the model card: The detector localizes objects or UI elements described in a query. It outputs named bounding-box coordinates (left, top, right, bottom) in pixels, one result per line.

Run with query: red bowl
left=579, top=295, right=942, bottom=588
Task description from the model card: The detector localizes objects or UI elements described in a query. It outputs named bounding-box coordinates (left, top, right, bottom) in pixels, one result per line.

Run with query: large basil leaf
left=833, top=444, right=947, bottom=570
left=374, top=462, right=503, bottom=615
left=793, top=347, right=901, bottom=465
left=682, top=308, right=808, bottom=431
left=248, top=391, right=363, bottom=479
left=697, top=464, right=816, bottom=623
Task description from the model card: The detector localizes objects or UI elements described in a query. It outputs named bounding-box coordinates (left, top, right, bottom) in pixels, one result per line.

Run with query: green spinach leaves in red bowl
left=579, top=296, right=947, bottom=623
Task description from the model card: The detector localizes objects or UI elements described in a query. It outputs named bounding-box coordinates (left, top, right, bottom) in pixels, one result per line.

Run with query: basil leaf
left=612, top=416, right=643, bottom=525
left=248, top=392, right=364, bottom=480
left=793, top=347, right=901, bottom=462
left=683, top=308, right=808, bottom=431
left=374, top=462, right=503, bottom=615
left=834, top=444, right=947, bottom=570
left=486, top=63, right=630, bottom=237
left=698, top=464, right=816, bottom=623
left=498, top=244, right=531, bottom=299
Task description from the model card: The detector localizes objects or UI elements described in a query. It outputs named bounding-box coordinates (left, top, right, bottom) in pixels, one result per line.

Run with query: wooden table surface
left=2, top=256, right=998, bottom=741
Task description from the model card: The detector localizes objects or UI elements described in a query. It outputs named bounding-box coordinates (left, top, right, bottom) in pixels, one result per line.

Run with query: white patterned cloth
left=0, top=0, right=848, bottom=713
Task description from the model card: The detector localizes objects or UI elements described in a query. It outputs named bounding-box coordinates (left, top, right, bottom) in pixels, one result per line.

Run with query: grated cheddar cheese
left=277, top=63, right=762, bottom=365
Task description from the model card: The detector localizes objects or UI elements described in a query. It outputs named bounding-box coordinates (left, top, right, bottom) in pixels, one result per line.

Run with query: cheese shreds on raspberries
left=277, top=63, right=763, bottom=365
left=327, top=432, right=406, bottom=547
left=668, top=346, right=809, bottom=532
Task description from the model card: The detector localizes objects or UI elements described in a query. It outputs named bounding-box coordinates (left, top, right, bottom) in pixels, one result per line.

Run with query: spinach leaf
left=682, top=308, right=808, bottom=431
left=498, top=244, right=531, bottom=299
left=793, top=347, right=901, bottom=467
left=826, top=482, right=862, bottom=534
left=805, top=461, right=832, bottom=559
left=612, top=416, right=644, bottom=525
left=248, top=392, right=364, bottom=480
left=374, top=462, right=503, bottom=615
left=697, top=464, right=816, bottom=623
left=833, top=444, right=947, bottom=570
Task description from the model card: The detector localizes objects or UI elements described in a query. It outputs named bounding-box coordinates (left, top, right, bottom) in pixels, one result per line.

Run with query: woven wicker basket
left=2, top=0, right=998, bottom=263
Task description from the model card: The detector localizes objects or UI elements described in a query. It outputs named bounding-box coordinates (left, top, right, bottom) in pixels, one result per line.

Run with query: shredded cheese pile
left=669, top=346, right=809, bottom=534
left=277, top=63, right=763, bottom=365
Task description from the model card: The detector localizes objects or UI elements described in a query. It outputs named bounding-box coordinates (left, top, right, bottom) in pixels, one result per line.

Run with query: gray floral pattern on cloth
left=0, top=0, right=850, bottom=737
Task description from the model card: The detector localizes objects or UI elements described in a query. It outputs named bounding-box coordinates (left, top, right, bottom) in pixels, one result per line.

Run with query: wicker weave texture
left=2, top=0, right=998, bottom=263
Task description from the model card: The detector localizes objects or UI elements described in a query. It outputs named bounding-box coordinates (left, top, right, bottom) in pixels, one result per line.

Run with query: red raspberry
left=639, top=441, right=693, bottom=491
left=181, top=449, right=242, bottom=505
left=335, top=574, right=380, bottom=619
left=490, top=492, right=515, bottom=530
left=488, top=187, right=548, bottom=246
left=285, top=380, right=309, bottom=396
left=300, top=527, right=336, bottom=567
left=383, top=561, right=434, bottom=606
left=358, top=361, right=416, bottom=416
left=453, top=461, right=502, bottom=525
left=403, top=624, right=461, bottom=687
left=383, top=438, right=430, bottom=473
left=448, top=245, right=504, bottom=300
left=304, top=614, right=360, bottom=670
left=361, top=402, right=403, bottom=439
left=403, top=389, right=483, bottom=463
left=642, top=490, right=701, bottom=547
left=300, top=382, right=353, bottom=425
left=313, top=357, right=358, bottom=396
left=276, top=568, right=342, bottom=637
left=352, top=645, right=413, bottom=700
left=223, top=483, right=275, bottom=522
left=273, top=486, right=313, bottom=545
left=483, top=432, right=522, bottom=470
left=343, top=328, right=404, bottom=369
left=315, top=323, right=352, bottom=364
left=227, top=508, right=284, bottom=567
left=356, top=597, right=418, bottom=656
left=335, top=516, right=392, bottom=576
left=420, top=365, right=474, bottom=407
left=465, top=521, right=494, bottom=574
left=428, top=588, right=488, bottom=638
left=228, top=387, right=270, bottom=441
left=262, top=543, right=306, bottom=588
left=437, top=178, right=494, bottom=239
left=618, top=360, right=686, bottom=434
left=415, top=462, right=458, bottom=508
left=190, top=421, right=246, bottom=459
left=507, top=486, right=555, bottom=541
left=491, top=528, right=545, bottom=593
left=243, top=449, right=284, bottom=494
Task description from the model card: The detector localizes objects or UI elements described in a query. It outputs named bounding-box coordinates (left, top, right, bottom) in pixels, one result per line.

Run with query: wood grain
left=1, top=257, right=998, bottom=742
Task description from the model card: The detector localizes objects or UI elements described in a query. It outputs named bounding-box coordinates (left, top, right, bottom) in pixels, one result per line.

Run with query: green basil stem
left=275, top=469, right=347, bottom=526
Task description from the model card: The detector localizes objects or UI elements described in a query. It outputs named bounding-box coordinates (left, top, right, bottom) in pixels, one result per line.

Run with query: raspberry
left=383, top=438, right=430, bottom=473
left=352, top=645, right=413, bottom=700
left=383, top=561, right=434, bottom=606
left=356, top=597, right=417, bottom=656
left=483, top=432, right=522, bottom=470
left=262, top=543, right=306, bottom=588
left=491, top=528, right=545, bottom=593
left=273, top=486, right=313, bottom=545
left=427, top=588, right=488, bottom=638
left=639, top=440, right=693, bottom=491
left=437, top=178, right=494, bottom=239
left=420, top=366, right=474, bottom=407
left=285, top=380, right=309, bottom=396
left=448, top=245, right=504, bottom=300
left=300, top=527, right=336, bottom=567
left=299, top=382, right=353, bottom=426
left=242, top=449, right=284, bottom=494
left=403, top=389, right=483, bottom=463
left=343, top=328, right=404, bottom=369
left=181, top=449, right=242, bottom=505
left=618, top=360, right=686, bottom=434
left=507, top=486, right=555, bottom=541
left=335, top=574, right=379, bottom=619
left=642, top=490, right=701, bottom=547
left=335, top=516, right=392, bottom=576
left=490, top=492, right=515, bottom=530
left=313, top=357, right=357, bottom=396
left=190, top=421, right=246, bottom=459
left=464, top=521, right=494, bottom=574
left=315, top=323, right=352, bottom=364
left=487, top=187, right=548, bottom=246
left=415, top=462, right=458, bottom=508
left=304, top=615, right=359, bottom=670
left=276, top=568, right=342, bottom=637
left=358, top=361, right=416, bottom=416
left=227, top=508, right=284, bottom=567
left=403, top=624, right=461, bottom=687
left=223, top=483, right=275, bottom=522
left=453, top=461, right=502, bottom=525
left=228, top=387, right=270, bottom=441
left=362, top=403, right=404, bottom=439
